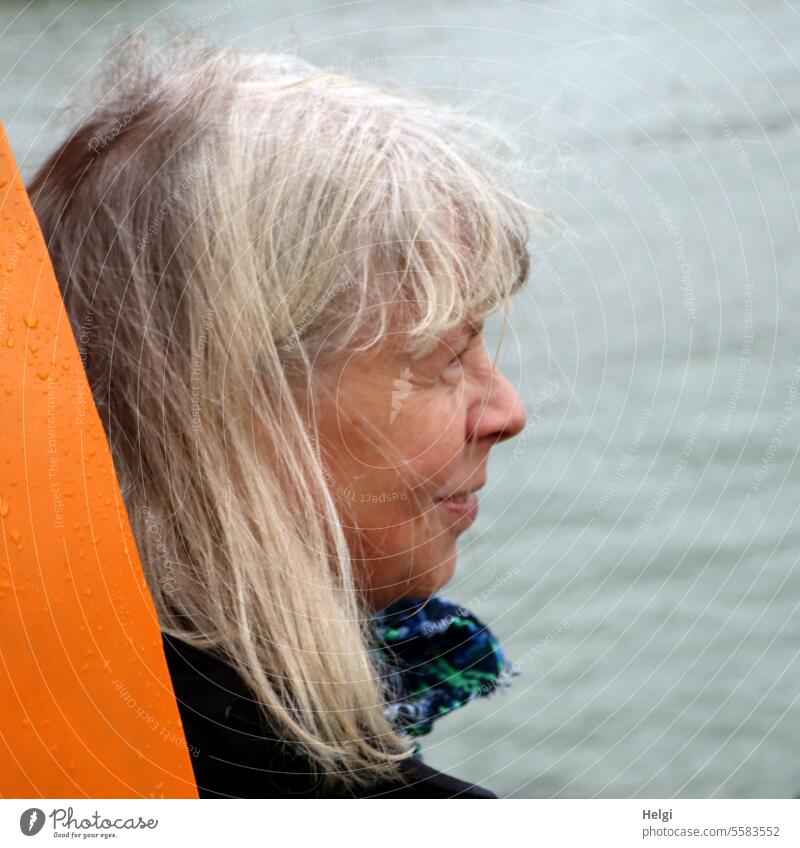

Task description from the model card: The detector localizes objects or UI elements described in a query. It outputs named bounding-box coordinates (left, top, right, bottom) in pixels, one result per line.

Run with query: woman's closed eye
left=446, top=346, right=470, bottom=368
left=442, top=336, right=480, bottom=379
left=448, top=324, right=484, bottom=364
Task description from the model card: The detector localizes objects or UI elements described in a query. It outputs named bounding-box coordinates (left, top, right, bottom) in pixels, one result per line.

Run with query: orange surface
left=0, top=123, right=198, bottom=797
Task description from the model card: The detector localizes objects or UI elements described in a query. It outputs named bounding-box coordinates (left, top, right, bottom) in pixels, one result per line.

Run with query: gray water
left=2, top=0, right=798, bottom=798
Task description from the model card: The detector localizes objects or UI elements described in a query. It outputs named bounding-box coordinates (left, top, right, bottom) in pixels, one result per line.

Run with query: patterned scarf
left=370, top=595, right=518, bottom=739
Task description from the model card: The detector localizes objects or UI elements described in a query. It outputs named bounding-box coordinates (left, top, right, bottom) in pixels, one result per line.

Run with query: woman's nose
left=469, top=366, right=527, bottom=445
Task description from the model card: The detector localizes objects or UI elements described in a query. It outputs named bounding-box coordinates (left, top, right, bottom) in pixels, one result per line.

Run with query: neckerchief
left=370, top=595, right=518, bottom=739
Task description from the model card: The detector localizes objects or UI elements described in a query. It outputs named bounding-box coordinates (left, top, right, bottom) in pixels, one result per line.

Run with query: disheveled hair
left=27, top=29, right=541, bottom=791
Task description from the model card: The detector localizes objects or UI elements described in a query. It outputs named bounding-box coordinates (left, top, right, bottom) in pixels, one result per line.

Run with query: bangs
left=342, top=120, right=537, bottom=360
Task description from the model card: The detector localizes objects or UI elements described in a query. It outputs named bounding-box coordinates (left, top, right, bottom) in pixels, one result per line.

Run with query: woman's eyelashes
left=447, top=347, right=468, bottom=368
left=443, top=335, right=480, bottom=375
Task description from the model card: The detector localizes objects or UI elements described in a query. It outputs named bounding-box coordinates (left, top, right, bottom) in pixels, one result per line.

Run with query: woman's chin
left=415, top=549, right=458, bottom=598
left=361, top=553, right=458, bottom=609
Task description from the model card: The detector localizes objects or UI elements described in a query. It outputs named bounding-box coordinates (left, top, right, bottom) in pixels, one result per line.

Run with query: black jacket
left=161, top=632, right=497, bottom=798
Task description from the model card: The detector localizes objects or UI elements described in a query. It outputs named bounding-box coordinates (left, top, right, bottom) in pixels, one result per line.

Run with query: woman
left=28, top=32, right=537, bottom=797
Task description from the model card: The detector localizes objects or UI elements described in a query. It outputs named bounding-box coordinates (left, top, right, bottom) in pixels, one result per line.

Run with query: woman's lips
left=434, top=491, right=479, bottom=522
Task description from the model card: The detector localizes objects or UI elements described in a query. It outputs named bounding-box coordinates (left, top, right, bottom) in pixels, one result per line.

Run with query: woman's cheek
left=406, top=383, right=466, bottom=445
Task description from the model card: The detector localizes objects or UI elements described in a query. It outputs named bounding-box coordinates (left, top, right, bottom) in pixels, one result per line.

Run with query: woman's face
left=313, top=315, right=527, bottom=611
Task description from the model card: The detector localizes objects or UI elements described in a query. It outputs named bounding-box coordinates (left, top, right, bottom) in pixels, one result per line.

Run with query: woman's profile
left=27, top=32, right=539, bottom=798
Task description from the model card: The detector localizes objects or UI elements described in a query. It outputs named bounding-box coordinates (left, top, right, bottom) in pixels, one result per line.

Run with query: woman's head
left=28, top=32, right=538, bottom=789
left=315, top=311, right=527, bottom=611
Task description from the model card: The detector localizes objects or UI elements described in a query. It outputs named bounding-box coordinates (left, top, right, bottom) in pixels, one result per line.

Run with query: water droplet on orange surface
left=22, top=314, right=37, bottom=328
left=6, top=337, right=14, bottom=348
left=29, top=342, right=38, bottom=354
left=9, top=529, right=20, bottom=543
left=0, top=499, right=8, bottom=516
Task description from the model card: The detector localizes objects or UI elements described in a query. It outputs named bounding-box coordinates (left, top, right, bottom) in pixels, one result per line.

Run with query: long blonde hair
left=28, top=30, right=540, bottom=791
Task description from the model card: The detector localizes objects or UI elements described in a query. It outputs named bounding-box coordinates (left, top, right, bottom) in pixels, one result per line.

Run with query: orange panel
left=0, top=122, right=198, bottom=798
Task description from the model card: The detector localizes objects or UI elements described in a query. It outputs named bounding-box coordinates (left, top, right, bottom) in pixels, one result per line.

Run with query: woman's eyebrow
left=447, top=318, right=484, bottom=338
left=460, top=317, right=485, bottom=338
left=423, top=318, right=485, bottom=360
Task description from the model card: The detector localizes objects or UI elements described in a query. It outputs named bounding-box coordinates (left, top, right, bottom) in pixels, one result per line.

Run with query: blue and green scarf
left=370, top=595, right=518, bottom=740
